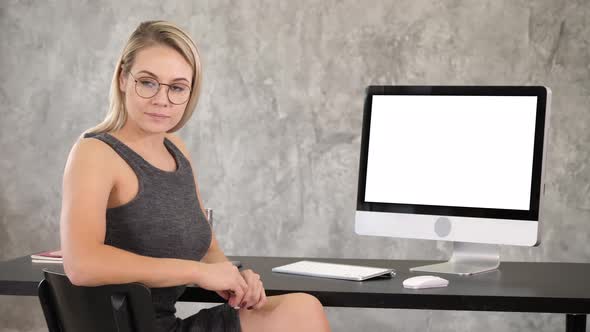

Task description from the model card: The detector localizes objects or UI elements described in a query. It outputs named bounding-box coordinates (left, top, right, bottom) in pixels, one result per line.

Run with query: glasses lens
left=168, top=84, right=191, bottom=104
left=135, top=77, right=159, bottom=98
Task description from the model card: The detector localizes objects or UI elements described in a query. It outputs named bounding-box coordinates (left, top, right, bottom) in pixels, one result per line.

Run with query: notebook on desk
left=31, top=250, right=63, bottom=264
left=272, top=260, right=395, bottom=281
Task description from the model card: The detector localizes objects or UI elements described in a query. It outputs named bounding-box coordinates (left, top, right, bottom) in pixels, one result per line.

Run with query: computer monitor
left=355, top=86, right=551, bottom=275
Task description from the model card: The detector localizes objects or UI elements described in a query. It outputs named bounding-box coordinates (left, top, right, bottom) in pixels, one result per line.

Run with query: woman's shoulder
left=74, top=132, right=114, bottom=155
left=65, top=132, right=120, bottom=173
left=62, top=132, right=119, bottom=203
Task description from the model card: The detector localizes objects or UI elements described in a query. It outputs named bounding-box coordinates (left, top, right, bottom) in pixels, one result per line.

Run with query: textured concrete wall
left=1, top=0, right=589, bottom=331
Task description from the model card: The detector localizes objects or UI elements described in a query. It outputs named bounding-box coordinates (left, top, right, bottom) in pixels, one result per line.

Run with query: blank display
left=364, top=95, right=538, bottom=210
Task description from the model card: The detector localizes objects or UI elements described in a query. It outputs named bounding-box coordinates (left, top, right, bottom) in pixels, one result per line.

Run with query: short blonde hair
left=87, top=20, right=202, bottom=134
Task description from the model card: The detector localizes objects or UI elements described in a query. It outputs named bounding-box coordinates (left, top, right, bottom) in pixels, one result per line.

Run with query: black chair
left=38, top=269, right=157, bottom=332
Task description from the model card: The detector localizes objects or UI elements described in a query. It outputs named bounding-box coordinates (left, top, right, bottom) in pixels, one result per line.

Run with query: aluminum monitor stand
left=410, top=242, right=500, bottom=276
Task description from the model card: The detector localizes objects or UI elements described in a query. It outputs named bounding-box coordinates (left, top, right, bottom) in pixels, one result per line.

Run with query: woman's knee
left=285, top=293, right=326, bottom=317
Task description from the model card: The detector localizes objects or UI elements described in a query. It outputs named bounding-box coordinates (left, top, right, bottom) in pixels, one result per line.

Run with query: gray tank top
left=83, top=132, right=212, bottom=332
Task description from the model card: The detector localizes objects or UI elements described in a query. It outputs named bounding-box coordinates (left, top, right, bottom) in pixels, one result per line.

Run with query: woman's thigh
left=238, top=293, right=330, bottom=332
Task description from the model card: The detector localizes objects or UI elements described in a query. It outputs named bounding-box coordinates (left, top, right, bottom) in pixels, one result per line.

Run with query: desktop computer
left=355, top=86, right=551, bottom=275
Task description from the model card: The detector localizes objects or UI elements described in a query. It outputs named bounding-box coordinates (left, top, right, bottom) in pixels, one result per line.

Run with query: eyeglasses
left=129, top=72, right=191, bottom=105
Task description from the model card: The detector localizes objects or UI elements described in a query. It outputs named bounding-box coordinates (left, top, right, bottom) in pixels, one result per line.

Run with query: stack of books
left=30, top=250, right=62, bottom=264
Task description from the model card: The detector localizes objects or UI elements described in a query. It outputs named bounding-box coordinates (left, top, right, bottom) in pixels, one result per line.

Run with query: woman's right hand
left=195, top=261, right=248, bottom=308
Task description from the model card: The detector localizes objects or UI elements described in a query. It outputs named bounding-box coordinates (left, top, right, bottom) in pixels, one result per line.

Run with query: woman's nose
left=152, top=85, right=170, bottom=105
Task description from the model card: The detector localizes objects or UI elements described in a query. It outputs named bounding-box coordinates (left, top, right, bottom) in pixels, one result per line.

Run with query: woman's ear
left=119, top=69, right=128, bottom=93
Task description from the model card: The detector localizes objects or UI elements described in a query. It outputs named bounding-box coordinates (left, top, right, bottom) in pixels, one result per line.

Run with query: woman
left=60, top=20, right=331, bottom=332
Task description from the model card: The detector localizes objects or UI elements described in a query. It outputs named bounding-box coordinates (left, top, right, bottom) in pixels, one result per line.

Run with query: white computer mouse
left=403, top=275, right=449, bottom=289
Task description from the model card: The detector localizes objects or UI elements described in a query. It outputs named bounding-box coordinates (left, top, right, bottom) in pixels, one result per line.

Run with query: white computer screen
left=364, top=95, right=538, bottom=210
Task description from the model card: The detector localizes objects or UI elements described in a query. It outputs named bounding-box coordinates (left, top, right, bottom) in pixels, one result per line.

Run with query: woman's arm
left=201, top=235, right=230, bottom=264
left=166, top=134, right=266, bottom=309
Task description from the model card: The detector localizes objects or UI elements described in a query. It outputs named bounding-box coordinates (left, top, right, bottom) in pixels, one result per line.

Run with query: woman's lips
left=145, top=112, right=170, bottom=119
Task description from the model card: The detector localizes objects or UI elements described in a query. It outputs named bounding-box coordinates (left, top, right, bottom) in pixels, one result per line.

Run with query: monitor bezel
left=356, top=85, right=548, bottom=221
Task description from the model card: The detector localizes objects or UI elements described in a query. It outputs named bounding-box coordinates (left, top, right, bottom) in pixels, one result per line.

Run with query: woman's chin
left=139, top=122, right=174, bottom=135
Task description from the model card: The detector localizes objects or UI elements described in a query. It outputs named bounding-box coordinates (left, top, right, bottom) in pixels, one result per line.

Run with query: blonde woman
left=60, top=20, right=331, bottom=332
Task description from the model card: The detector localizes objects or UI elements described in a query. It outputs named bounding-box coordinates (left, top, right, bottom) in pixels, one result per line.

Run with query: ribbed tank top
left=83, top=132, right=212, bottom=332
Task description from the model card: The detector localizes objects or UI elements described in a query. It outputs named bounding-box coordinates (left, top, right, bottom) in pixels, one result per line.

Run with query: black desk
left=1, top=256, right=589, bottom=331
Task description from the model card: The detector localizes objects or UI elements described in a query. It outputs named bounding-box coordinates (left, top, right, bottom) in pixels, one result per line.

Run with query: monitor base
left=410, top=242, right=500, bottom=276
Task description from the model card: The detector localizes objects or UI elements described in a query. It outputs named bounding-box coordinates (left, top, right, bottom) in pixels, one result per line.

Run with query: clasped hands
left=199, top=261, right=266, bottom=310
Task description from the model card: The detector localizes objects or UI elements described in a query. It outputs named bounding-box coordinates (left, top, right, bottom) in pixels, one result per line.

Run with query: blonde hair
left=86, top=20, right=202, bottom=134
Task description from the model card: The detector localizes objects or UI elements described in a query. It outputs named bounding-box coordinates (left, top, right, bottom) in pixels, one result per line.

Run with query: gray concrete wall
left=1, top=0, right=589, bottom=331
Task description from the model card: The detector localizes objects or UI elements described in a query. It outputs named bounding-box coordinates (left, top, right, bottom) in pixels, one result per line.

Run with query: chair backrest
left=38, top=269, right=157, bottom=332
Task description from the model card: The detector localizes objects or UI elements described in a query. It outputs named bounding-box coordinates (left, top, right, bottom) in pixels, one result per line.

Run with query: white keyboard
left=272, top=260, right=395, bottom=281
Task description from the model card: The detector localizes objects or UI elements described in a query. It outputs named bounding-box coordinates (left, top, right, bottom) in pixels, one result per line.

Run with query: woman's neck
left=112, top=123, right=166, bottom=151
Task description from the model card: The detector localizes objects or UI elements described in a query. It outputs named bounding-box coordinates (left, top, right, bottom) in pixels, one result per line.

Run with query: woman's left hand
left=237, top=269, right=267, bottom=310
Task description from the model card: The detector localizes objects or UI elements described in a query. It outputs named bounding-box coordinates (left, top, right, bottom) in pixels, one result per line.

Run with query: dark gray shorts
left=178, top=303, right=241, bottom=332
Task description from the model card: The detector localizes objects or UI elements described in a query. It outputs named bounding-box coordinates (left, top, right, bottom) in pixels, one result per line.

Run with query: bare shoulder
left=64, top=134, right=118, bottom=182
left=166, top=133, right=193, bottom=161
left=71, top=135, right=116, bottom=163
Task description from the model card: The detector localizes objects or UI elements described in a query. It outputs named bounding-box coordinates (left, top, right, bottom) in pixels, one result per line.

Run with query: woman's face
left=119, top=45, right=193, bottom=134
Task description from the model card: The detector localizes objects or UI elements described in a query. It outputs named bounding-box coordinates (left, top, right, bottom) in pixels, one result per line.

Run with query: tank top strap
left=163, top=137, right=192, bottom=172
left=83, top=132, right=149, bottom=176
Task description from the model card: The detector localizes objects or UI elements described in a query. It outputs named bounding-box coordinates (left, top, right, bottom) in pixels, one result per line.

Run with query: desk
left=1, top=256, right=589, bottom=331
